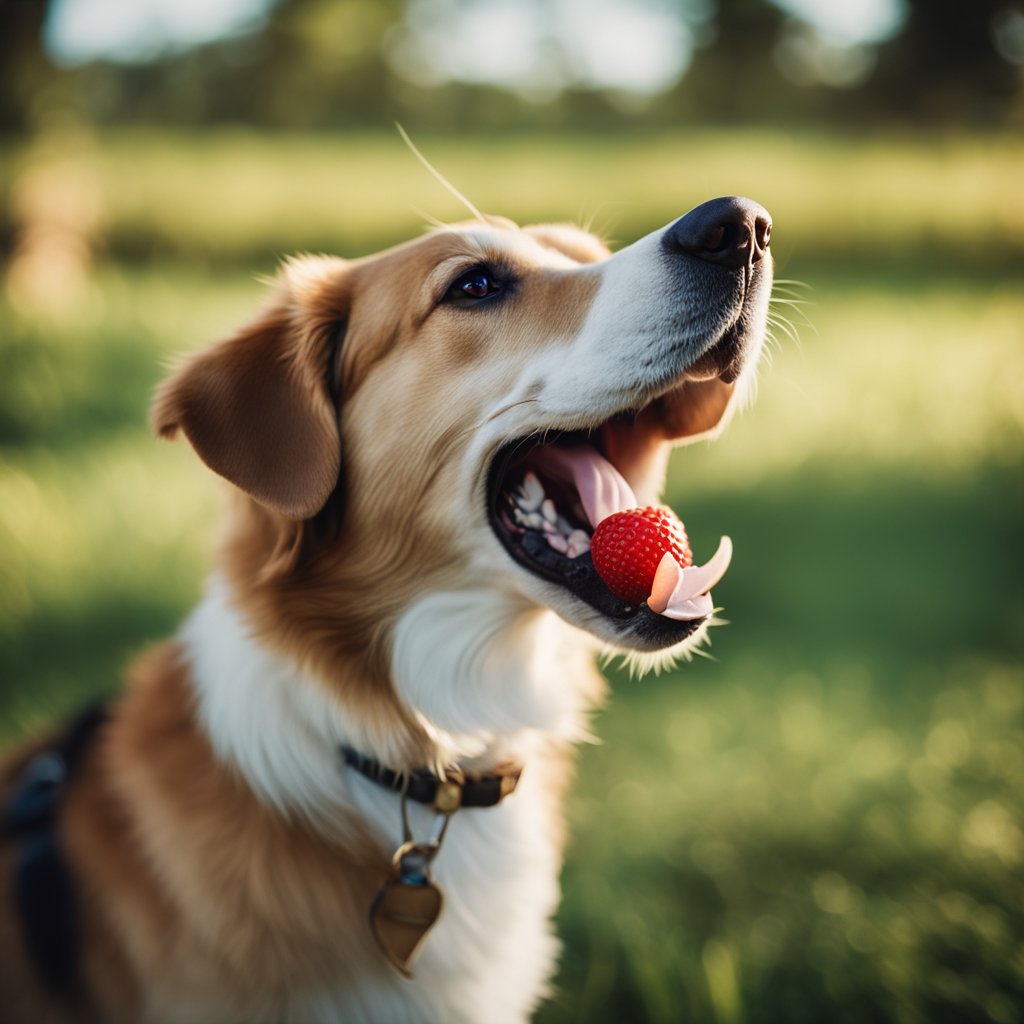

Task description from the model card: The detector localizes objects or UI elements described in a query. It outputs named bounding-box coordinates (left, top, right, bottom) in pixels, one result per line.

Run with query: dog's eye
left=444, top=267, right=503, bottom=306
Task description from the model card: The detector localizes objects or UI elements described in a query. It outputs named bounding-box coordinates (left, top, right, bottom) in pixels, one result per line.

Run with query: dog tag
left=370, top=844, right=443, bottom=976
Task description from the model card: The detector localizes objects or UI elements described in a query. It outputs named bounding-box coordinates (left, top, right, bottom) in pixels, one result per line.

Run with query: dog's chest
left=327, top=763, right=565, bottom=1024
left=182, top=583, right=581, bottom=1022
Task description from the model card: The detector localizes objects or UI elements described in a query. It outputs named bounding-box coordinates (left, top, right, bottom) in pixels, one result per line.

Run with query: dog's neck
left=181, top=575, right=603, bottom=825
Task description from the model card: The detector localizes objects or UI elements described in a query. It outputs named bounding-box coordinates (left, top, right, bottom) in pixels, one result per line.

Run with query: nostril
left=753, top=216, right=771, bottom=261
left=703, top=225, right=726, bottom=253
left=704, top=223, right=741, bottom=257
left=666, top=196, right=772, bottom=270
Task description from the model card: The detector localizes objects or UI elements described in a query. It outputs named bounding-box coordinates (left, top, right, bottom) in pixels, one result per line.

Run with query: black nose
left=665, top=196, right=772, bottom=270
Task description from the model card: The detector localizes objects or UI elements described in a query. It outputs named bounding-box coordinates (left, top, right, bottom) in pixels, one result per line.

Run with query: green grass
left=1, top=129, right=1022, bottom=1021
left=548, top=650, right=1024, bottom=1024
left=4, top=127, right=1023, bottom=268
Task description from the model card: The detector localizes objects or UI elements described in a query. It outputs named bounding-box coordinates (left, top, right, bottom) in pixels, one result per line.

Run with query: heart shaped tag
left=370, top=875, right=444, bottom=976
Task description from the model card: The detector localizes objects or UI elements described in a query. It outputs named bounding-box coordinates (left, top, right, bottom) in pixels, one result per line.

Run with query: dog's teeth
left=517, top=472, right=545, bottom=512
left=566, top=530, right=591, bottom=557
left=556, top=515, right=574, bottom=537
left=514, top=509, right=544, bottom=530
left=541, top=499, right=557, bottom=524
left=547, top=533, right=569, bottom=554
left=567, top=529, right=591, bottom=553
left=542, top=521, right=556, bottom=535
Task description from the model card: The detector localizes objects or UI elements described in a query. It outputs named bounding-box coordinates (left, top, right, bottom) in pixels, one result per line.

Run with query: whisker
left=769, top=294, right=815, bottom=332
left=411, top=205, right=454, bottom=232
left=767, top=305, right=806, bottom=341
left=768, top=307, right=802, bottom=330
left=766, top=314, right=801, bottom=346
left=397, top=123, right=486, bottom=223
left=776, top=305, right=816, bottom=334
left=482, top=398, right=541, bottom=425
left=772, top=287, right=811, bottom=299
left=578, top=202, right=619, bottom=243
left=770, top=309, right=813, bottom=333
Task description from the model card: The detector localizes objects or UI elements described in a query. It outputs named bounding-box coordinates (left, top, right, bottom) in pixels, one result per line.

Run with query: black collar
left=340, top=745, right=522, bottom=811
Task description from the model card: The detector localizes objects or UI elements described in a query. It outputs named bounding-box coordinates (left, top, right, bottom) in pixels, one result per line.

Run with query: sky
left=389, top=0, right=694, bottom=97
left=45, top=0, right=908, bottom=92
left=45, top=0, right=277, bottom=65
left=773, top=0, right=904, bottom=46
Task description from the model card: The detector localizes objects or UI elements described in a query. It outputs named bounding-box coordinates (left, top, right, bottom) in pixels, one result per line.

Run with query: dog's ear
left=151, top=260, right=347, bottom=520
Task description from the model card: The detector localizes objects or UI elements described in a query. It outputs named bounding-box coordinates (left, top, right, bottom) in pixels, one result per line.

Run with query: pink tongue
left=529, top=445, right=637, bottom=526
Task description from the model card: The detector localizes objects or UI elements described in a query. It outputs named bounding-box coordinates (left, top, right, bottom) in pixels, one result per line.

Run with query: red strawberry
left=590, top=506, right=693, bottom=605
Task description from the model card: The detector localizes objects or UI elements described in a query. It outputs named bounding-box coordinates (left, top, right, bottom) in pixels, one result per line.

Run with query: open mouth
left=486, top=383, right=736, bottom=648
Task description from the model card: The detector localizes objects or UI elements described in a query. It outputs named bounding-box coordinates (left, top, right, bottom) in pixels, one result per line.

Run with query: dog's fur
left=0, top=207, right=771, bottom=1023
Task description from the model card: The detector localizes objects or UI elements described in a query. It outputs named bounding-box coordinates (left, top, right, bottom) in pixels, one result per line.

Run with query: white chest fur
left=181, top=577, right=599, bottom=1023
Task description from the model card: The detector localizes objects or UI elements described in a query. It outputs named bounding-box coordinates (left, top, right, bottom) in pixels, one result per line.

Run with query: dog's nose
left=665, top=196, right=772, bottom=269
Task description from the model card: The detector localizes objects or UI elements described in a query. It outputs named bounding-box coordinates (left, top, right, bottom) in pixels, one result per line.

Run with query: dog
left=0, top=194, right=772, bottom=1023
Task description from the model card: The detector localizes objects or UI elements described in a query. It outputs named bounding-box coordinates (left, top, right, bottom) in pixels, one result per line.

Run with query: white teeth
left=514, top=508, right=544, bottom=530
left=569, top=528, right=593, bottom=552
left=567, top=529, right=591, bottom=553
left=511, top=471, right=594, bottom=557
left=547, top=533, right=569, bottom=554
left=517, top=472, right=545, bottom=512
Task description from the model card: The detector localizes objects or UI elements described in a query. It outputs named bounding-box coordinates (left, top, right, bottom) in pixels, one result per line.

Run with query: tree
left=0, top=0, right=55, bottom=136
left=867, top=0, right=1022, bottom=123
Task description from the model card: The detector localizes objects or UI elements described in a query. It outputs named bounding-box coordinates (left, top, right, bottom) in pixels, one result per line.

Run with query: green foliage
left=4, top=0, right=1021, bottom=134
left=1, top=130, right=1021, bottom=1021
left=547, top=651, right=1024, bottom=1024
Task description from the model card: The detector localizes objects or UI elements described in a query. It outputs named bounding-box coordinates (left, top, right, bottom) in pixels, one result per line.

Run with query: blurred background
left=1, top=0, right=1022, bottom=1020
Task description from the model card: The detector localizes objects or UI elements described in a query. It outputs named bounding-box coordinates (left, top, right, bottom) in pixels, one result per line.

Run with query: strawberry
left=590, top=506, right=693, bottom=605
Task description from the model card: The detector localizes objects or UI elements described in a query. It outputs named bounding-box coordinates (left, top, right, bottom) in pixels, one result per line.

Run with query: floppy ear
left=151, top=263, right=346, bottom=520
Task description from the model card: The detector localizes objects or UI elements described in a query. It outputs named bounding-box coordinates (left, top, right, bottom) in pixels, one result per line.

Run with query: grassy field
left=1, top=129, right=1022, bottom=1022
left=4, top=127, right=1023, bottom=269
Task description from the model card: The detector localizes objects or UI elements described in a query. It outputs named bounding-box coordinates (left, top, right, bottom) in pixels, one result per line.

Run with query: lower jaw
left=599, top=604, right=707, bottom=651
left=503, top=525, right=708, bottom=651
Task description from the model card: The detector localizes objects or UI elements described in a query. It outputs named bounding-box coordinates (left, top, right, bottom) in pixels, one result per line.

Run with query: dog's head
left=153, top=197, right=772, bottom=675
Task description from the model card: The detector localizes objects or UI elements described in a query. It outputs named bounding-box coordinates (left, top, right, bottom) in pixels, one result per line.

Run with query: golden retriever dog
left=0, top=194, right=772, bottom=1023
